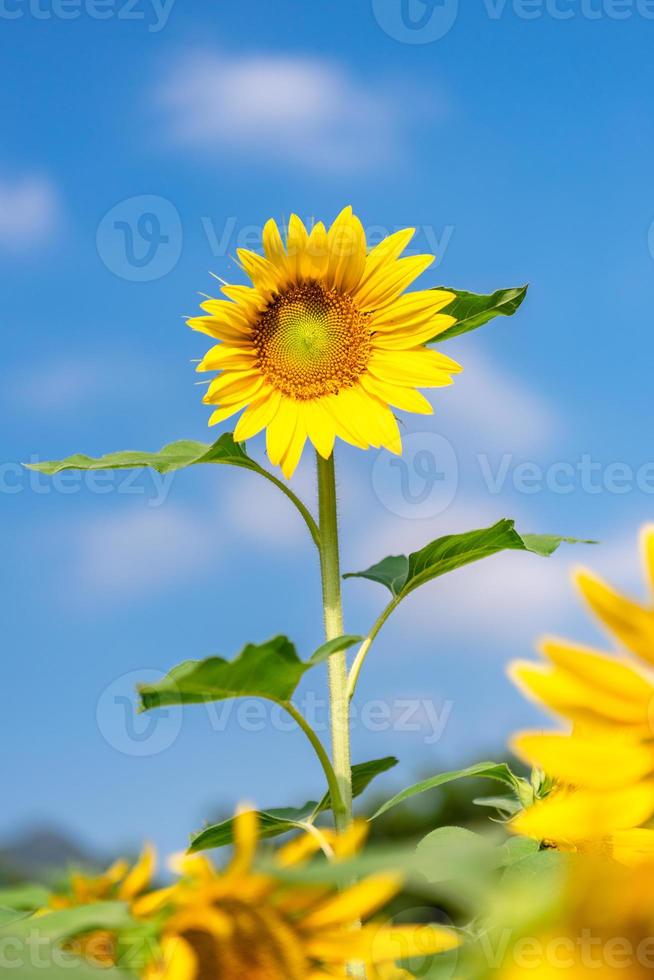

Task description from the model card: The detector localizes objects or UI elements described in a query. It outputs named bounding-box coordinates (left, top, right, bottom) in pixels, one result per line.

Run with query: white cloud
left=72, top=506, right=215, bottom=599
left=0, top=175, right=61, bottom=251
left=154, top=51, right=420, bottom=173
left=434, top=351, right=559, bottom=455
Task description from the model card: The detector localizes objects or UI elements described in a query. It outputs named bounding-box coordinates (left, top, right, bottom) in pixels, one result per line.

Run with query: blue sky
left=2, top=0, right=654, bottom=861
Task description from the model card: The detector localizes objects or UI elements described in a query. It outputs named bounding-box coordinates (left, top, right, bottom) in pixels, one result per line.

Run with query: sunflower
left=44, top=844, right=156, bottom=967
left=506, top=526, right=654, bottom=862
left=493, top=857, right=654, bottom=980
left=138, top=811, right=459, bottom=979
left=188, top=207, right=461, bottom=478
left=508, top=780, right=654, bottom=863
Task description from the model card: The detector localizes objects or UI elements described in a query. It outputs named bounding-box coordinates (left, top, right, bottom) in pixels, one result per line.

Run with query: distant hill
left=0, top=827, right=102, bottom=885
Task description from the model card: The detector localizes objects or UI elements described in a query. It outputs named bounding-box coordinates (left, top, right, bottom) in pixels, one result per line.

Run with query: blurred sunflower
left=495, top=857, right=654, bottom=980
left=138, top=810, right=459, bottom=979
left=188, top=207, right=461, bottom=478
left=45, top=844, right=155, bottom=967
left=506, top=526, right=654, bottom=862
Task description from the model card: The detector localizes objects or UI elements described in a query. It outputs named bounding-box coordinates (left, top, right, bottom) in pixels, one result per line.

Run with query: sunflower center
left=253, top=281, right=372, bottom=400
left=181, top=901, right=307, bottom=980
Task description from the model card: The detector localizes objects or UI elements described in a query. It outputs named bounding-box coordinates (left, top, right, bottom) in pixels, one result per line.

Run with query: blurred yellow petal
left=118, top=843, right=155, bottom=900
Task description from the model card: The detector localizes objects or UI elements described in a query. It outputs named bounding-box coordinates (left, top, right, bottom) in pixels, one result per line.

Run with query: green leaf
left=190, top=757, right=398, bottom=852
left=318, top=755, right=398, bottom=810
left=25, top=432, right=256, bottom=476
left=416, top=826, right=499, bottom=883
left=431, top=285, right=528, bottom=344
left=190, top=801, right=319, bottom=852
left=0, top=884, right=51, bottom=911
left=0, top=901, right=134, bottom=943
left=309, top=634, right=363, bottom=666
left=346, top=519, right=593, bottom=599
left=0, top=907, right=31, bottom=927
left=499, top=836, right=541, bottom=867
left=139, top=636, right=317, bottom=711
left=372, top=761, right=517, bottom=819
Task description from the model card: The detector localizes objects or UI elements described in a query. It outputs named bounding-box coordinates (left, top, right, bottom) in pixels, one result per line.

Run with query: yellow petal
left=508, top=658, right=651, bottom=729
left=304, top=399, right=337, bottom=458
left=233, top=390, right=282, bottom=442
left=511, top=731, right=654, bottom=790
left=208, top=402, right=247, bottom=427
left=541, top=638, right=654, bottom=708
left=511, top=782, right=654, bottom=844
left=204, top=371, right=264, bottom=406
left=372, top=314, right=456, bottom=349
left=303, top=874, right=402, bottom=930
left=327, top=207, right=367, bottom=294
left=575, top=566, right=654, bottom=666
left=643, top=524, right=654, bottom=597
left=237, top=248, right=281, bottom=294
left=196, top=345, right=256, bottom=373
left=280, top=408, right=308, bottom=479
left=266, top=398, right=300, bottom=467
left=187, top=316, right=251, bottom=345
left=225, top=807, right=259, bottom=878
left=148, top=936, right=197, bottom=980
left=358, top=228, right=416, bottom=289
left=368, top=349, right=460, bottom=388
left=354, top=255, right=435, bottom=312
left=322, top=390, right=370, bottom=449
left=286, top=213, right=310, bottom=281
left=262, top=217, right=290, bottom=278
left=370, top=289, right=456, bottom=330
left=359, top=375, right=434, bottom=415
left=303, top=221, right=329, bottom=280
left=118, top=843, right=156, bottom=900
left=610, top=828, right=654, bottom=865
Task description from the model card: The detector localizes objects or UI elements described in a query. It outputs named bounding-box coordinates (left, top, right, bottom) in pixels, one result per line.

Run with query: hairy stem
left=316, top=451, right=352, bottom=830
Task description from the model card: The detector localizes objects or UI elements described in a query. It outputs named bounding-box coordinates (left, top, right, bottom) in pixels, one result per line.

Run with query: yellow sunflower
left=138, top=811, right=459, bottom=979
left=188, top=207, right=461, bottom=478
left=44, top=844, right=156, bottom=967
left=493, top=857, right=654, bottom=980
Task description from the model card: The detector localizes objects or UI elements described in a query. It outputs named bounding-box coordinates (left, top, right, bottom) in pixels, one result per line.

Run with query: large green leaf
left=190, top=756, right=398, bottom=852
left=139, top=634, right=359, bottom=712
left=432, top=286, right=528, bottom=344
left=140, top=636, right=303, bottom=711
left=25, top=433, right=255, bottom=476
left=372, top=761, right=517, bottom=819
left=345, top=519, right=592, bottom=599
left=0, top=884, right=51, bottom=911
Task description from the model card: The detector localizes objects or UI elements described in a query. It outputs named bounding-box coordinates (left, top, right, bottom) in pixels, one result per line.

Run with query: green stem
left=282, top=701, right=345, bottom=820
left=347, top=596, right=401, bottom=701
left=316, top=451, right=352, bottom=830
